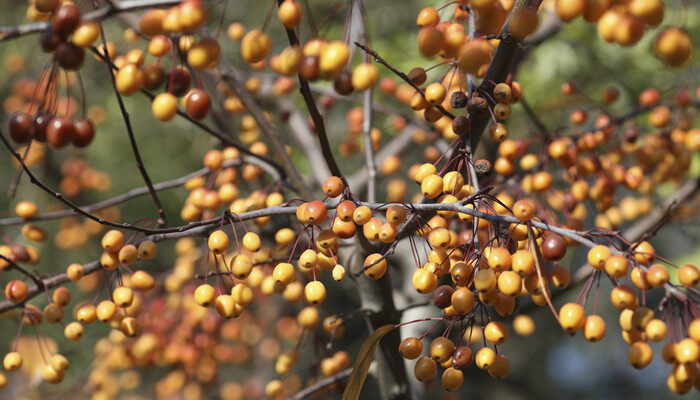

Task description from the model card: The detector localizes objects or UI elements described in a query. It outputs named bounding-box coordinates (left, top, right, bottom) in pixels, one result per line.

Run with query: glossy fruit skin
left=185, top=89, right=211, bottom=120
left=208, top=230, right=229, bottom=254
left=582, top=315, right=607, bottom=342
left=678, top=264, right=699, bottom=287
left=363, top=253, right=387, bottom=279
left=241, top=30, right=272, bottom=64
left=33, top=112, right=52, bottom=142
left=541, top=234, right=567, bottom=260
left=116, top=63, right=144, bottom=95
left=442, top=367, right=464, bottom=391
left=414, top=356, right=437, bottom=381
left=72, top=118, right=95, bottom=147
left=3, top=352, right=22, bottom=371
left=587, top=245, right=611, bottom=269
left=476, top=347, right=496, bottom=370
left=399, top=337, right=423, bottom=360
left=484, top=321, right=509, bottom=345
left=628, top=341, right=653, bottom=369
left=430, top=336, right=455, bottom=363
left=559, top=302, right=586, bottom=334
left=304, top=281, right=326, bottom=304
left=278, top=0, right=303, bottom=28
left=432, top=285, right=453, bottom=309
left=5, top=280, right=28, bottom=303
left=8, top=112, right=34, bottom=143
left=52, top=3, right=81, bottom=38
left=273, top=262, right=295, bottom=285
left=101, top=230, right=125, bottom=252
left=451, top=346, right=473, bottom=369
left=194, top=284, right=216, bottom=307
left=46, top=116, right=75, bottom=148
left=168, top=68, right=192, bottom=97
left=152, top=93, right=178, bottom=121
left=323, top=176, right=344, bottom=198
left=64, top=321, right=84, bottom=341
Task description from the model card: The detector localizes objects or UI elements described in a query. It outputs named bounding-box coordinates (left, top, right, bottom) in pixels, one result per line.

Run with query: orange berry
left=559, top=303, right=586, bottom=334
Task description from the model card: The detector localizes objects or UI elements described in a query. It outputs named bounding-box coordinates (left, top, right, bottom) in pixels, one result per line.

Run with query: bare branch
left=0, top=0, right=182, bottom=42
left=285, top=368, right=352, bottom=400
left=0, top=159, right=247, bottom=228
left=277, top=0, right=349, bottom=188
left=95, top=20, right=167, bottom=226
left=354, top=42, right=455, bottom=120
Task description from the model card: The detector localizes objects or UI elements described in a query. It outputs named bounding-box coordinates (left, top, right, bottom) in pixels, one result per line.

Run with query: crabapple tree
left=0, top=0, right=698, bottom=399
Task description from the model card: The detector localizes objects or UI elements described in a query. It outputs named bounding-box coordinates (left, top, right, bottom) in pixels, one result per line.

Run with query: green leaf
left=342, top=324, right=395, bottom=400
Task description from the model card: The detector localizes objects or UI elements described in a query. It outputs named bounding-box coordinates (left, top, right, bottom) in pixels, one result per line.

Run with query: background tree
left=0, top=0, right=698, bottom=399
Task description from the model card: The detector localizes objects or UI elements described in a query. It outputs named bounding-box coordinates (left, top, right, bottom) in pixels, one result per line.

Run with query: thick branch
left=469, top=0, right=539, bottom=152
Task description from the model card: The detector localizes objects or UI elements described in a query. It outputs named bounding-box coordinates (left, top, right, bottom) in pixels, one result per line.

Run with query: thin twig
left=354, top=42, right=455, bottom=120
left=0, top=159, right=245, bottom=227
left=95, top=19, right=167, bottom=226
left=284, top=368, right=352, bottom=400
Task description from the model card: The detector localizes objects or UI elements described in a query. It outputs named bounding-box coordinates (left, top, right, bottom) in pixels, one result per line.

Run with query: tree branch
left=284, top=368, right=352, bottom=400
left=95, top=19, right=167, bottom=226
left=277, top=0, right=349, bottom=188
left=0, top=159, right=248, bottom=227
left=0, top=0, right=182, bottom=42
left=354, top=42, right=455, bottom=120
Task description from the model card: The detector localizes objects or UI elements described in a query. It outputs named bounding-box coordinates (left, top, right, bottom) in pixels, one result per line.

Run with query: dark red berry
left=185, top=89, right=211, bottom=120
left=46, top=116, right=74, bottom=148
left=333, top=70, right=353, bottom=96
left=168, top=68, right=191, bottom=97
left=40, top=30, right=62, bottom=53
left=9, top=112, right=34, bottom=143
left=450, top=91, right=468, bottom=108
left=143, top=63, right=165, bottom=91
left=432, top=285, right=453, bottom=309
left=452, top=115, right=470, bottom=136
left=72, top=118, right=95, bottom=147
left=541, top=233, right=567, bottom=261
left=52, top=3, right=81, bottom=38
left=299, top=56, right=320, bottom=81
left=33, top=112, right=52, bottom=142
left=451, top=346, right=473, bottom=369
left=407, top=67, right=427, bottom=86
left=55, top=42, right=85, bottom=70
